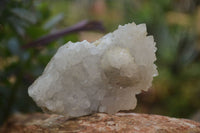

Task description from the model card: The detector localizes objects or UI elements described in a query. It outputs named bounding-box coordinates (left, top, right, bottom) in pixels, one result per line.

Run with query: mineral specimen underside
left=28, top=22, right=158, bottom=118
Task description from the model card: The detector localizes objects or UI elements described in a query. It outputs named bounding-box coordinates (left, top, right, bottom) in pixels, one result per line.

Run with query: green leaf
left=7, top=16, right=29, bottom=36
left=11, top=8, right=37, bottom=24
left=7, top=37, right=20, bottom=55
left=26, top=26, right=47, bottom=39
left=43, top=13, right=64, bottom=30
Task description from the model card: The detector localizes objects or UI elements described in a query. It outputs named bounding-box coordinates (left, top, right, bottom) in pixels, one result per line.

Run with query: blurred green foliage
left=1, top=0, right=200, bottom=125
left=0, top=0, right=71, bottom=125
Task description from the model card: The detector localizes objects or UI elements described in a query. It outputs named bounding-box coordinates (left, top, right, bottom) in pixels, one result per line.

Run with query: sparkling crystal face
left=28, top=22, right=158, bottom=118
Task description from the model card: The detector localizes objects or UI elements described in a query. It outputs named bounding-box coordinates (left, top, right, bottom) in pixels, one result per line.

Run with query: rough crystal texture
left=28, top=22, right=158, bottom=118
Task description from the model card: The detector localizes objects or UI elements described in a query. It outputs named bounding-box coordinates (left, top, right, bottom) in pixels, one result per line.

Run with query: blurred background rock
left=0, top=0, right=200, bottom=125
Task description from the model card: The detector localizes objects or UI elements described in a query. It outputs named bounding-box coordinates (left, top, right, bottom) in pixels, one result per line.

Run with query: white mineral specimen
left=28, top=22, right=158, bottom=118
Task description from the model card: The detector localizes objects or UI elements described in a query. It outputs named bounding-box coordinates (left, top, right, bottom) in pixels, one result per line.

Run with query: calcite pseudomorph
left=28, top=22, right=158, bottom=118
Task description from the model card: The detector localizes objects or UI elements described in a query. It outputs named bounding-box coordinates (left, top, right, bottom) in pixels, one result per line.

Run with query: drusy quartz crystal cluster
left=28, top=22, right=158, bottom=118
